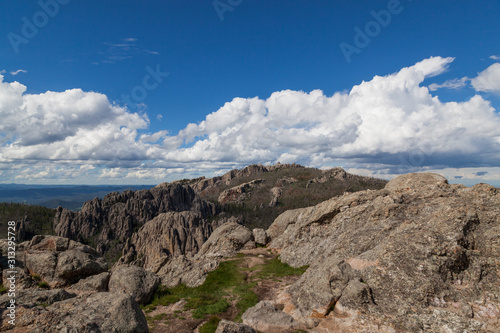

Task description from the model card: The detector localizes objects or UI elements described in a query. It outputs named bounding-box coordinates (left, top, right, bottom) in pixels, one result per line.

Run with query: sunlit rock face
left=267, top=173, right=500, bottom=332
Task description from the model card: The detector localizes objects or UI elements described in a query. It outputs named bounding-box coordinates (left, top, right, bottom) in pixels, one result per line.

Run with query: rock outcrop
left=267, top=173, right=500, bottom=332
left=0, top=235, right=152, bottom=332
left=153, top=220, right=254, bottom=287
left=241, top=301, right=302, bottom=333
left=9, top=292, right=149, bottom=332
left=305, top=167, right=350, bottom=187
left=173, top=163, right=308, bottom=197
left=218, top=179, right=264, bottom=204
left=118, top=211, right=213, bottom=272
left=24, top=235, right=107, bottom=288
left=53, top=183, right=216, bottom=256
left=113, top=210, right=254, bottom=288
left=108, top=265, right=160, bottom=304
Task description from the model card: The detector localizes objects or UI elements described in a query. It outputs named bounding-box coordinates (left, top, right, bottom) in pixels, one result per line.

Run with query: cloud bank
left=1, top=56, right=500, bottom=184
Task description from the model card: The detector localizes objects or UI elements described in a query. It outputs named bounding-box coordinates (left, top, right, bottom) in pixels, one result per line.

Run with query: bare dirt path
left=145, top=247, right=303, bottom=333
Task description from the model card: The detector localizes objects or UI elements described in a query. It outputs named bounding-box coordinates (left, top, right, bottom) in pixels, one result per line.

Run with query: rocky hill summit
left=167, top=163, right=387, bottom=230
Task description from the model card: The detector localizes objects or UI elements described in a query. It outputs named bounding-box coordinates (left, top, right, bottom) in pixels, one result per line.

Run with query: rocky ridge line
left=53, top=183, right=216, bottom=257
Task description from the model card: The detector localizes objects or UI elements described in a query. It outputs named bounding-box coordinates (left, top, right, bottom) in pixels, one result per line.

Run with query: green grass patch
left=191, top=298, right=230, bottom=319
left=0, top=284, right=7, bottom=294
left=151, top=313, right=168, bottom=321
left=256, top=256, right=309, bottom=278
left=147, top=259, right=254, bottom=319
left=234, top=282, right=259, bottom=322
left=144, top=254, right=306, bottom=322
left=199, top=316, right=221, bottom=333
left=38, top=282, right=50, bottom=289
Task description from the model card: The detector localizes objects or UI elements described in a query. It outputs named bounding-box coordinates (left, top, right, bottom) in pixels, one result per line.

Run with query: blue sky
left=1, top=0, right=500, bottom=185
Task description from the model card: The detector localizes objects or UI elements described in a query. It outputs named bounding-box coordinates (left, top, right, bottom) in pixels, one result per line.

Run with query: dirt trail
left=146, top=247, right=302, bottom=333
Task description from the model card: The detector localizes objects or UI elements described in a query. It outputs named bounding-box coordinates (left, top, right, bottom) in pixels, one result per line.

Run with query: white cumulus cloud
left=2, top=57, right=500, bottom=185
left=0, top=73, right=157, bottom=166
left=471, top=63, right=500, bottom=93
left=161, top=57, right=500, bottom=173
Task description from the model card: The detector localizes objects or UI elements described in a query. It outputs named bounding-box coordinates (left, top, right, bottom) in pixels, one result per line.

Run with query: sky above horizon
left=1, top=0, right=500, bottom=186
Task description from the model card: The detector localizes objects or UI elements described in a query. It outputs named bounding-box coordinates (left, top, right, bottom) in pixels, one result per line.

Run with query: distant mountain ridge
left=0, top=184, right=154, bottom=210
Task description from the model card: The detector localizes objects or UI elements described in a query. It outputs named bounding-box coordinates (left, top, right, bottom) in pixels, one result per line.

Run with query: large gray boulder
left=242, top=301, right=302, bottom=333
left=384, top=172, right=447, bottom=193
left=0, top=288, right=76, bottom=308
left=109, top=265, right=160, bottom=304
left=196, top=222, right=252, bottom=259
left=10, top=292, right=149, bottom=332
left=156, top=254, right=218, bottom=288
left=24, top=235, right=107, bottom=288
left=252, top=228, right=267, bottom=245
left=267, top=173, right=500, bottom=332
left=69, top=272, right=110, bottom=293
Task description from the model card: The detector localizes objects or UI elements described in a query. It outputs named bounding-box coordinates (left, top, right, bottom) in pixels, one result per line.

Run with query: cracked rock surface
left=268, top=173, right=500, bottom=332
